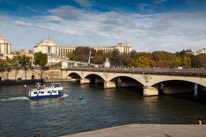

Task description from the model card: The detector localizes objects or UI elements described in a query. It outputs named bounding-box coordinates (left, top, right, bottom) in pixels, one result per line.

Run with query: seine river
left=1, top=82, right=206, bottom=137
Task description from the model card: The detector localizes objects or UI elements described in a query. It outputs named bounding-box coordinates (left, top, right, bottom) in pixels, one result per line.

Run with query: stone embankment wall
left=0, top=69, right=62, bottom=81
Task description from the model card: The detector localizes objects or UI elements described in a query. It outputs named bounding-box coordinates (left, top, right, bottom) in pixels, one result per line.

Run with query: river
left=0, top=82, right=206, bottom=137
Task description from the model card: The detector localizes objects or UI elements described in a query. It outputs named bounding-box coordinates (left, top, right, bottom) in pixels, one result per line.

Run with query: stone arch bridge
left=61, top=68, right=206, bottom=96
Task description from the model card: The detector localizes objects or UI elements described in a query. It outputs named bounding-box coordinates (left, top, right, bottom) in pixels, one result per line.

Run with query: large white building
left=195, top=48, right=206, bottom=55
left=34, top=39, right=132, bottom=56
left=0, top=36, right=11, bottom=56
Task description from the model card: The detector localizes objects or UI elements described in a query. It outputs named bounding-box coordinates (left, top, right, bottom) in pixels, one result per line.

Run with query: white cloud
left=0, top=6, right=206, bottom=53
left=139, top=3, right=149, bottom=13
left=73, top=0, right=92, bottom=8
left=153, top=0, right=167, bottom=4
left=46, top=16, right=64, bottom=22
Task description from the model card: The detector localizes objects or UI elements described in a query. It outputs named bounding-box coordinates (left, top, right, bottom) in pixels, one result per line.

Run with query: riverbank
left=60, top=124, right=206, bottom=137
left=0, top=79, right=42, bottom=85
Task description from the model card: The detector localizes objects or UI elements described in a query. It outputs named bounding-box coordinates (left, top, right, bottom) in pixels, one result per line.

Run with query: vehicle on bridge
left=28, top=83, right=64, bottom=99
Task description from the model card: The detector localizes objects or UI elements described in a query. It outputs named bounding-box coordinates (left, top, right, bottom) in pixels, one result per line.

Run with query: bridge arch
left=84, top=74, right=105, bottom=81
left=109, top=76, right=144, bottom=87
left=68, top=72, right=82, bottom=79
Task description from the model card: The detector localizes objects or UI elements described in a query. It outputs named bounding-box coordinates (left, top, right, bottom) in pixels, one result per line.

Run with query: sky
left=0, top=0, right=206, bottom=52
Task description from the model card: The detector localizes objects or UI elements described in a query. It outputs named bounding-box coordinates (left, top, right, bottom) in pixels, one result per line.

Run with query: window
left=48, top=47, right=51, bottom=53
left=34, top=92, right=37, bottom=94
left=54, top=91, right=57, bottom=93
left=48, top=91, right=51, bottom=93
left=41, top=92, right=44, bottom=94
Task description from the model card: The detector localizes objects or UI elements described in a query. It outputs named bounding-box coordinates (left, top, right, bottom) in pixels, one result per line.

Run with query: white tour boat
left=28, top=83, right=64, bottom=99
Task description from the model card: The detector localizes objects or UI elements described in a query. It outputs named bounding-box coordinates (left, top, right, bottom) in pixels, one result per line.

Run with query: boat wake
left=60, top=94, right=69, bottom=98
left=0, top=97, right=29, bottom=102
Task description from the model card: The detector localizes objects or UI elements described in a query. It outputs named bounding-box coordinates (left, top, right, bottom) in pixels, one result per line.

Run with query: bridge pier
left=104, top=81, right=116, bottom=89
left=143, top=86, right=159, bottom=96
left=80, top=78, right=90, bottom=84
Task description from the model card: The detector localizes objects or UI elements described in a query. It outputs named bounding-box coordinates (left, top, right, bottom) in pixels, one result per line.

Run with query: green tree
left=34, top=52, right=48, bottom=80
left=121, top=54, right=130, bottom=66
left=109, top=49, right=121, bottom=66
left=66, top=51, right=74, bottom=59
left=191, top=55, right=199, bottom=68
left=127, top=57, right=138, bottom=67
left=11, top=56, right=20, bottom=80
left=92, top=56, right=104, bottom=64
left=4, top=56, right=11, bottom=79
left=18, top=55, right=32, bottom=80
left=0, top=61, right=4, bottom=72
left=92, top=50, right=106, bottom=64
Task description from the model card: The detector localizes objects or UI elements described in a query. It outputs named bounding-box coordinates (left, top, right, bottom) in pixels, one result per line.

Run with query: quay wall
left=0, top=69, right=62, bottom=81
left=60, top=124, right=206, bottom=137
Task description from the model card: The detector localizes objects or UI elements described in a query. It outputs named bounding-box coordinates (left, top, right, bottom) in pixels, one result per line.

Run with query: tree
left=66, top=51, right=74, bottom=59
left=127, top=57, right=138, bottom=67
left=172, top=57, right=182, bottom=68
left=18, top=55, right=31, bottom=80
left=121, top=54, right=130, bottom=66
left=34, top=52, right=48, bottom=80
left=0, top=61, right=4, bottom=72
left=11, top=56, right=20, bottom=80
left=4, top=56, right=11, bottom=79
left=137, top=56, right=152, bottom=68
left=191, top=55, right=199, bottom=68
left=92, top=50, right=106, bottom=64
left=182, top=56, right=191, bottom=68
left=197, top=54, right=206, bottom=68
left=109, top=49, right=121, bottom=66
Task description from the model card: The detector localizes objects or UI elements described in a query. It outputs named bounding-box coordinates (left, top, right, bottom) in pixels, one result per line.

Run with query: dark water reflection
left=0, top=82, right=206, bottom=137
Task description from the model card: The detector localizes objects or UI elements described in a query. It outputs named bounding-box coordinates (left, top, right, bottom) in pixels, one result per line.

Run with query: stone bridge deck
left=64, top=68, right=206, bottom=77
left=62, top=68, right=206, bottom=96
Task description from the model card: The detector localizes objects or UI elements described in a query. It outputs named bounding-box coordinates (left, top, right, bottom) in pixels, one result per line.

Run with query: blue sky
left=0, top=0, right=206, bottom=52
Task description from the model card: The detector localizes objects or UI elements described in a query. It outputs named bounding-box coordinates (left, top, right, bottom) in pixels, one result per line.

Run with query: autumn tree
left=182, top=56, right=191, bottom=68
left=172, top=57, right=182, bottom=68
left=137, top=56, right=152, bottom=68
left=74, top=47, right=95, bottom=62
left=197, top=54, right=206, bottom=68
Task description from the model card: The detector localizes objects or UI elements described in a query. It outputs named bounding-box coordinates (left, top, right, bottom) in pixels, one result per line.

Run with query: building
left=34, top=39, right=132, bottom=57
left=0, top=36, right=11, bottom=59
left=195, top=48, right=206, bottom=55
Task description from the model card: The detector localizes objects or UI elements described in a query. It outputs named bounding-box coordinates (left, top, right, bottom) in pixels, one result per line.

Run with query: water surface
left=0, top=82, right=206, bottom=137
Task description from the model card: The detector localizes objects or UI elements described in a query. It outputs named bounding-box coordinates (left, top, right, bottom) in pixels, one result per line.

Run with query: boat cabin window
left=48, top=91, right=51, bottom=93
left=41, top=92, right=44, bottom=94
left=54, top=91, right=57, bottom=93
left=34, top=92, right=37, bottom=94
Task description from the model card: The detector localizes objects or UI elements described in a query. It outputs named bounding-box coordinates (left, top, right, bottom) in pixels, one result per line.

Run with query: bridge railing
left=62, top=67, right=206, bottom=77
